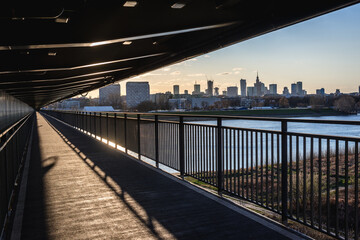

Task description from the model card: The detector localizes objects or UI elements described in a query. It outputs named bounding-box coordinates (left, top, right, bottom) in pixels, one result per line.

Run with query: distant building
left=99, top=84, right=120, bottom=104
left=291, top=83, right=297, bottom=95
left=283, top=87, right=289, bottom=95
left=247, top=87, right=255, bottom=97
left=254, top=73, right=262, bottom=96
left=359, top=86, right=360, bottom=94
left=240, top=79, right=246, bottom=97
left=214, top=87, right=219, bottom=96
left=206, top=80, right=214, bottom=96
left=193, top=84, right=201, bottom=95
left=222, top=90, right=227, bottom=96
left=169, top=98, right=187, bottom=109
left=316, top=88, right=325, bottom=96
left=335, top=89, right=341, bottom=95
left=150, top=92, right=171, bottom=105
left=227, top=86, right=238, bottom=97
left=184, top=90, right=188, bottom=95
left=126, top=82, right=150, bottom=108
left=269, top=84, right=277, bottom=95
left=296, top=81, right=303, bottom=95
left=191, top=97, right=220, bottom=109
left=173, top=85, right=179, bottom=95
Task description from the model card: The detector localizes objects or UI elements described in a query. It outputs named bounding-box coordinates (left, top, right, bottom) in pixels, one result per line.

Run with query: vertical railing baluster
left=303, top=136, right=307, bottom=223
left=137, top=114, right=141, bottom=160
left=281, top=120, right=288, bottom=224
left=106, top=113, right=109, bottom=144
left=311, top=137, right=314, bottom=227
left=355, top=141, right=359, bottom=240
left=114, top=113, right=117, bottom=148
left=179, top=116, right=185, bottom=179
left=124, top=114, right=127, bottom=154
left=345, top=141, right=349, bottom=240
left=335, top=140, right=339, bottom=237
left=155, top=115, right=159, bottom=168
left=217, top=117, right=223, bottom=195
left=318, top=138, right=322, bottom=231
left=326, top=138, right=330, bottom=233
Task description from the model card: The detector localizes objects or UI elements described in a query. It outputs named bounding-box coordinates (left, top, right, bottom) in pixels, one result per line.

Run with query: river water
left=199, top=113, right=360, bottom=138
left=184, top=114, right=360, bottom=169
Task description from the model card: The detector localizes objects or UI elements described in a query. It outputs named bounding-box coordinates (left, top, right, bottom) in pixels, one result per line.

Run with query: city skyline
left=87, top=4, right=360, bottom=98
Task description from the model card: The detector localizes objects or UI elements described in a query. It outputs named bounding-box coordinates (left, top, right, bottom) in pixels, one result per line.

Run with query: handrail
left=58, top=110, right=360, bottom=125
left=0, top=113, right=32, bottom=139
left=0, top=113, right=32, bottom=152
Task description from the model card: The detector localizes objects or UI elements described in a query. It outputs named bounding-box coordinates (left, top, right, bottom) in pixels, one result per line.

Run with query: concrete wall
left=0, top=90, right=33, bottom=132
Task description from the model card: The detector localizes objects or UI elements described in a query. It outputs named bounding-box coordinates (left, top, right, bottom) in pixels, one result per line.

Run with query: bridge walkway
left=16, top=112, right=303, bottom=239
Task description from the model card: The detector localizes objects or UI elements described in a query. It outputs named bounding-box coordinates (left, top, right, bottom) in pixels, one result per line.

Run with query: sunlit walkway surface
left=18, top=113, right=302, bottom=239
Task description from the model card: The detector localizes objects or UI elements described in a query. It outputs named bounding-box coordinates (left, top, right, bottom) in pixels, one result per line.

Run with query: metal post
left=281, top=120, right=288, bottom=224
left=94, top=112, right=97, bottom=138
left=137, top=114, right=141, bottom=160
left=179, top=116, right=185, bottom=179
left=217, top=117, right=223, bottom=195
left=99, top=112, right=102, bottom=140
left=124, top=114, right=127, bottom=154
left=155, top=115, right=159, bottom=168
left=114, top=113, right=117, bottom=148
left=106, top=113, right=109, bottom=144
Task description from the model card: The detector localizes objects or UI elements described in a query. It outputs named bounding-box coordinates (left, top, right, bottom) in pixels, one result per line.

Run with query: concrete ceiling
left=0, top=0, right=359, bottom=109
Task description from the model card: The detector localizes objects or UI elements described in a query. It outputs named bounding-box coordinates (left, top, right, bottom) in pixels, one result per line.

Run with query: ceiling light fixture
left=48, top=52, right=57, bottom=56
left=122, top=41, right=132, bottom=45
left=171, top=3, right=186, bottom=9
left=55, top=17, right=69, bottom=23
left=123, top=1, right=137, bottom=7
left=90, top=41, right=112, bottom=47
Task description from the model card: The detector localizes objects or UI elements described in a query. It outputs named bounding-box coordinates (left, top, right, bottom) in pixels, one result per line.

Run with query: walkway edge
left=10, top=119, right=34, bottom=240
left=42, top=112, right=312, bottom=240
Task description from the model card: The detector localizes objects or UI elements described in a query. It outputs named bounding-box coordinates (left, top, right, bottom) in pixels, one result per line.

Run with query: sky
left=89, top=4, right=360, bottom=98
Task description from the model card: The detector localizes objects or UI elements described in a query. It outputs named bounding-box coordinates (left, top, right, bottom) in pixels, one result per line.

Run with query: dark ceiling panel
left=0, top=0, right=358, bottom=109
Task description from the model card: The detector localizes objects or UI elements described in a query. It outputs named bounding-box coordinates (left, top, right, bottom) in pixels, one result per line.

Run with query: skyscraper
left=193, top=83, right=201, bottom=95
left=296, top=81, right=303, bottom=95
left=126, top=82, right=150, bottom=108
left=206, top=80, right=214, bottom=96
left=254, top=72, right=262, bottom=96
left=291, top=83, right=297, bottom=95
left=99, top=84, right=121, bottom=104
left=227, top=86, right=238, bottom=97
left=247, top=87, right=255, bottom=97
left=269, top=84, right=277, bottom=95
left=184, top=90, right=189, bottom=95
left=214, top=87, right=219, bottom=96
left=239, top=79, right=246, bottom=97
left=173, top=85, right=179, bottom=95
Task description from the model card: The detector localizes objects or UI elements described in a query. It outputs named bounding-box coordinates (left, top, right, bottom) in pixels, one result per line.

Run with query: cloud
left=187, top=58, right=198, bottom=62
left=187, top=73, right=205, bottom=77
left=170, top=71, right=181, bottom=75
left=232, top=67, right=243, bottom=71
left=216, top=72, right=232, bottom=76
left=142, top=72, right=164, bottom=77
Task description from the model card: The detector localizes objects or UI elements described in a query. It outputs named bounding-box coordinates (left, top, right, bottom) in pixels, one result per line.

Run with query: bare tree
left=334, top=95, right=355, bottom=113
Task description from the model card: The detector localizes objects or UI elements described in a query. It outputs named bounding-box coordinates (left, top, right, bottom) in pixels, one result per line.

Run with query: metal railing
left=42, top=110, right=360, bottom=240
left=0, top=113, right=33, bottom=238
